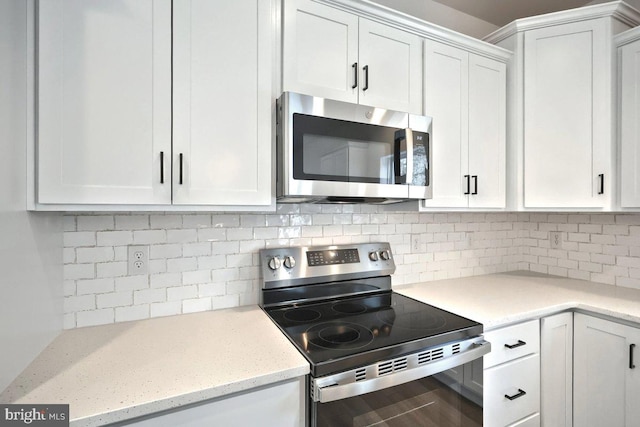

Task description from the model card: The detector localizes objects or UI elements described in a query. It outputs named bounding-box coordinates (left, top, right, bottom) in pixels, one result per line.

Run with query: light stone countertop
left=4, top=271, right=640, bottom=427
left=0, top=306, right=309, bottom=427
left=396, top=271, right=640, bottom=330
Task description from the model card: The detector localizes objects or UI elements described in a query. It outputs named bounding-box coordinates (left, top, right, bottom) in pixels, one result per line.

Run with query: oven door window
left=293, top=114, right=402, bottom=184
left=313, top=365, right=482, bottom=427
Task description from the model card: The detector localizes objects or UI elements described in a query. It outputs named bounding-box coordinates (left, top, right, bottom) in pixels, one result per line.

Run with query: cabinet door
left=421, top=40, right=469, bottom=208
left=37, top=0, right=172, bottom=205
left=523, top=20, right=609, bottom=208
left=173, top=0, right=272, bottom=206
left=468, top=54, right=506, bottom=209
left=358, top=19, right=422, bottom=114
left=620, top=37, right=640, bottom=208
left=574, top=314, right=640, bottom=427
left=282, top=0, right=358, bottom=103
left=125, top=377, right=305, bottom=426
left=541, top=312, right=573, bottom=427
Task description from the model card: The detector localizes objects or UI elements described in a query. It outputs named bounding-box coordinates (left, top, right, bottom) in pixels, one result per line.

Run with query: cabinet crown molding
left=316, top=0, right=511, bottom=62
left=484, top=0, right=640, bottom=44
left=615, top=25, right=640, bottom=46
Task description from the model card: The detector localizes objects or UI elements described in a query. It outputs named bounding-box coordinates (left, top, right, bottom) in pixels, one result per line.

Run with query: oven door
left=310, top=339, right=489, bottom=427
left=278, top=92, right=432, bottom=202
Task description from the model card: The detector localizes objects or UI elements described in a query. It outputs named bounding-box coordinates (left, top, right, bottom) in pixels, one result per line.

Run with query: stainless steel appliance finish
left=260, top=242, right=490, bottom=427
left=276, top=92, right=433, bottom=204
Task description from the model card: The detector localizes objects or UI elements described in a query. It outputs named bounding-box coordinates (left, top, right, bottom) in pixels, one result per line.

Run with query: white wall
left=0, top=0, right=63, bottom=392
left=369, top=0, right=499, bottom=39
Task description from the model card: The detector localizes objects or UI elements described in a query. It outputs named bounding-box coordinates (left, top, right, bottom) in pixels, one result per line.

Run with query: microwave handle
left=394, top=128, right=414, bottom=185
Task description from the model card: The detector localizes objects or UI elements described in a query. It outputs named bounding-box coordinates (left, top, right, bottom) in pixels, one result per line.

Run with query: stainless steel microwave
left=276, top=92, right=432, bottom=204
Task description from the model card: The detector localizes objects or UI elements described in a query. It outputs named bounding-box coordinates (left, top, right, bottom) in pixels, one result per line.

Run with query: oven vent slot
left=452, top=343, right=461, bottom=354
left=377, top=357, right=408, bottom=376
left=355, top=368, right=367, bottom=382
left=417, top=346, right=446, bottom=365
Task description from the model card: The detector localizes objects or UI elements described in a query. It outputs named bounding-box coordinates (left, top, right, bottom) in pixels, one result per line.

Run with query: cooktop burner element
left=305, top=322, right=375, bottom=350
left=259, top=243, right=483, bottom=377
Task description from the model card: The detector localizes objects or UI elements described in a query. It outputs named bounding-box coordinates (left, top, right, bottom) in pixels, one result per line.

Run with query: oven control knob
left=368, top=251, right=379, bottom=262
left=283, top=256, right=296, bottom=269
left=380, top=250, right=391, bottom=261
left=267, top=256, right=282, bottom=270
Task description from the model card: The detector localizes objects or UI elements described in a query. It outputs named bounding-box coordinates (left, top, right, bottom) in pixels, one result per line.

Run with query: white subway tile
left=77, top=216, right=114, bottom=231
left=199, top=282, right=225, bottom=297
left=63, top=215, right=77, bottom=232
left=240, top=215, right=265, bottom=227
left=77, top=247, right=114, bottom=263
left=115, top=215, right=149, bottom=230
left=183, top=242, right=212, bottom=257
left=211, top=294, right=240, bottom=310
left=183, top=298, right=212, bottom=313
left=77, top=309, right=114, bottom=327
left=150, top=244, right=182, bottom=259
left=96, top=231, right=133, bottom=246
left=150, top=273, right=181, bottom=288
left=63, top=248, right=76, bottom=264
left=182, top=270, right=211, bottom=285
left=150, top=301, right=182, bottom=317
left=64, top=264, right=95, bottom=280
left=167, top=285, right=198, bottom=301
left=115, top=305, right=149, bottom=322
left=77, top=278, right=114, bottom=295
left=182, top=214, right=212, bottom=229
left=150, top=214, right=183, bottom=229
left=96, top=262, right=128, bottom=279
left=133, top=230, right=166, bottom=245
left=115, top=275, right=148, bottom=292
left=64, top=295, right=95, bottom=312
left=63, top=313, right=76, bottom=329
left=134, top=288, right=166, bottom=305
left=64, top=232, right=96, bottom=247
left=97, top=292, right=133, bottom=309
left=167, top=257, right=198, bottom=273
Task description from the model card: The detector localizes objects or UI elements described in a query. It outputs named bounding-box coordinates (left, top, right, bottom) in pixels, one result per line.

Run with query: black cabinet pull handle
left=464, top=175, right=470, bottom=195
left=631, top=344, right=636, bottom=369
left=472, top=175, right=478, bottom=195
left=179, top=153, right=184, bottom=185
left=504, top=340, right=526, bottom=349
left=352, top=63, right=358, bottom=89
left=160, top=151, right=164, bottom=184
left=363, top=65, right=369, bottom=91
left=598, top=174, right=604, bottom=195
left=505, top=389, right=527, bottom=401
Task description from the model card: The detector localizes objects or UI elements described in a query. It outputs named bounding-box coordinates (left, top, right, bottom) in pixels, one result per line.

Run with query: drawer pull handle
left=505, top=389, right=527, bottom=401
left=631, top=344, right=636, bottom=369
left=504, top=340, right=526, bottom=349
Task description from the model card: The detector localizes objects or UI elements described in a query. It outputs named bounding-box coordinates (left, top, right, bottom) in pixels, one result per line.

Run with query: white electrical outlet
left=549, top=231, right=562, bottom=249
left=128, top=245, right=149, bottom=275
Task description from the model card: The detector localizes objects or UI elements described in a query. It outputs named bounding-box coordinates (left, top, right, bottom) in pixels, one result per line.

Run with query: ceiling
left=431, top=0, right=594, bottom=26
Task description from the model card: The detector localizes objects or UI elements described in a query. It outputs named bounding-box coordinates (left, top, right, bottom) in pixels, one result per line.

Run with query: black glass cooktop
left=265, top=292, right=482, bottom=376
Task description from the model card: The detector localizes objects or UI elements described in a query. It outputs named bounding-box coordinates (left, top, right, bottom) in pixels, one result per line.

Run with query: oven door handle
left=313, top=340, right=491, bottom=403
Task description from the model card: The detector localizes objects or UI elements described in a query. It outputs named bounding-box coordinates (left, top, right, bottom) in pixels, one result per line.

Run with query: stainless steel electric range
left=260, top=242, right=491, bottom=427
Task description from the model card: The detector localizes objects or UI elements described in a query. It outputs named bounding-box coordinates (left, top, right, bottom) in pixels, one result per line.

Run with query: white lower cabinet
left=574, top=313, right=640, bottom=427
left=483, top=319, right=541, bottom=427
left=123, top=378, right=305, bottom=426
left=540, top=312, right=573, bottom=427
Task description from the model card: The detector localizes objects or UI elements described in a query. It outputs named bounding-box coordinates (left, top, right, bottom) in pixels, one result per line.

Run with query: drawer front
left=484, top=319, right=540, bottom=368
left=508, top=413, right=540, bottom=427
left=484, top=354, right=540, bottom=427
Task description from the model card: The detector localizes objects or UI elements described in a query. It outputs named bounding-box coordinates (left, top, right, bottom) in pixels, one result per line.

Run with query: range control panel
left=260, top=242, right=395, bottom=290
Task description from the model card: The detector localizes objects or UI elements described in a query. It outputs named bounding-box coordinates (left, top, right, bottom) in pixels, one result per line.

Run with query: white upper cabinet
left=618, top=27, right=640, bottom=209
left=172, top=0, right=272, bottom=206
left=486, top=3, right=640, bottom=211
left=37, top=0, right=172, bottom=205
left=422, top=40, right=506, bottom=209
left=36, top=0, right=273, bottom=209
left=523, top=20, right=608, bottom=209
left=282, top=0, right=423, bottom=114
left=282, top=0, right=358, bottom=104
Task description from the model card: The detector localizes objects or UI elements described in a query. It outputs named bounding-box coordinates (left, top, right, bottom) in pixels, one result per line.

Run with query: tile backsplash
left=62, top=206, right=640, bottom=329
